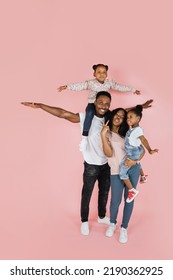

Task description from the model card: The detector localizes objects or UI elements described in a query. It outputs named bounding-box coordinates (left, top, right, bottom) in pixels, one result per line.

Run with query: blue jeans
left=82, top=103, right=95, bottom=136
left=120, top=129, right=144, bottom=180
left=110, top=164, right=140, bottom=229
left=119, top=159, right=141, bottom=180
left=81, top=161, right=110, bottom=222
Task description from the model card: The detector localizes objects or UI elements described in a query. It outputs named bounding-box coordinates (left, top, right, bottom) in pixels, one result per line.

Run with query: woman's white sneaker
left=119, top=227, right=128, bottom=243
left=105, top=223, right=116, bottom=237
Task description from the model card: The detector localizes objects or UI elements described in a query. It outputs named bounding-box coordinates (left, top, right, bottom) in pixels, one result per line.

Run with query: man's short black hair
left=96, top=91, right=112, bottom=101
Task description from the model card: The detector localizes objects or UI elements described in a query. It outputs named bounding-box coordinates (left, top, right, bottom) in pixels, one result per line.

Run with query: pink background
left=0, top=0, right=172, bottom=259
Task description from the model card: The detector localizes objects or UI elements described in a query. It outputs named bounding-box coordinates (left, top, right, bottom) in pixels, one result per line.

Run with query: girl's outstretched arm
left=139, top=135, right=159, bottom=154
left=57, top=81, right=88, bottom=92
left=110, top=80, right=139, bottom=94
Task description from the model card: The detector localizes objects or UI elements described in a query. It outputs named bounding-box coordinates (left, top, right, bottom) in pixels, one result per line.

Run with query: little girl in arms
left=119, top=105, right=159, bottom=203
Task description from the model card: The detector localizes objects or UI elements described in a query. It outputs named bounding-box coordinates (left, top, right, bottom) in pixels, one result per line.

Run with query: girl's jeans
left=110, top=164, right=140, bottom=229
left=119, top=129, right=144, bottom=180
left=81, top=161, right=110, bottom=222
left=82, top=103, right=95, bottom=136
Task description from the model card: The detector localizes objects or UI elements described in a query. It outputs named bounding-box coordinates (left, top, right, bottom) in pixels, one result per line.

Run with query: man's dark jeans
left=81, top=161, right=110, bottom=222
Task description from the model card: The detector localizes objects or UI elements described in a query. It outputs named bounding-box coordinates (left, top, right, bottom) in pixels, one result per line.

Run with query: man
left=21, top=92, right=153, bottom=236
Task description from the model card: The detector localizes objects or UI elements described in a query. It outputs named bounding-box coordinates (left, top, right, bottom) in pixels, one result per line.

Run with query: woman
left=101, top=108, right=144, bottom=243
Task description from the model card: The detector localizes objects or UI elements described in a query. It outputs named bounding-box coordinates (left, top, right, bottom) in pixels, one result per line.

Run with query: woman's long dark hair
left=108, top=108, right=129, bottom=137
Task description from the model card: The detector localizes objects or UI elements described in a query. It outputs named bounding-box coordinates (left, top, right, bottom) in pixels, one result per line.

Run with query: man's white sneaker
left=79, top=137, right=88, bottom=152
left=98, top=216, right=110, bottom=225
left=81, top=222, right=89, bottom=236
left=119, top=227, right=128, bottom=243
left=105, top=223, right=116, bottom=237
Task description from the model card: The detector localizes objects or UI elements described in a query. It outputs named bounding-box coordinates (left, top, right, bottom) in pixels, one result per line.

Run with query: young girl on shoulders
left=58, top=64, right=140, bottom=151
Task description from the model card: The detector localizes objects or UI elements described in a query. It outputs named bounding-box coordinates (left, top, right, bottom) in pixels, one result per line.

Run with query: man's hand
left=142, top=99, right=153, bottom=109
left=57, top=85, right=67, bottom=92
left=21, top=102, right=40, bottom=109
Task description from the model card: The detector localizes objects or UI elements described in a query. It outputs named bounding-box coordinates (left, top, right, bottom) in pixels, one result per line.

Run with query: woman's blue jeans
left=110, top=164, right=140, bottom=229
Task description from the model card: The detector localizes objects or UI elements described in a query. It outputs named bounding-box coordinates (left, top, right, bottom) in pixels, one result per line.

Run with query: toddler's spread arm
left=110, top=80, right=140, bottom=95
left=67, top=81, right=88, bottom=91
left=57, top=81, right=88, bottom=92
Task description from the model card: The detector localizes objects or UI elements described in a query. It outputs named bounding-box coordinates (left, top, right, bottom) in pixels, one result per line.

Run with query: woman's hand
left=101, top=120, right=110, bottom=137
left=101, top=121, right=113, bottom=157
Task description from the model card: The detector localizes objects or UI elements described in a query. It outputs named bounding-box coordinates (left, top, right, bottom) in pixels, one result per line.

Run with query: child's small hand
left=57, top=85, right=67, bottom=92
left=149, top=149, right=159, bottom=154
left=134, top=90, right=141, bottom=95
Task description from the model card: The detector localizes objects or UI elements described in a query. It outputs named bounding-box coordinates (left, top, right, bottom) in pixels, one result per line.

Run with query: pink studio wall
left=0, top=0, right=172, bottom=259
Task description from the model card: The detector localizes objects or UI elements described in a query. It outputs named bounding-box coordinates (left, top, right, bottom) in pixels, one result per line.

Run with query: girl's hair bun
left=135, top=105, right=143, bottom=113
left=92, top=64, right=108, bottom=71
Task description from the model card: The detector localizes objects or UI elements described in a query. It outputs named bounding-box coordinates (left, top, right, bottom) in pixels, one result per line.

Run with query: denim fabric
left=110, top=164, right=140, bottom=229
left=82, top=103, right=95, bottom=136
left=81, top=161, right=110, bottom=222
left=124, top=129, right=144, bottom=160
left=119, top=129, right=144, bottom=180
